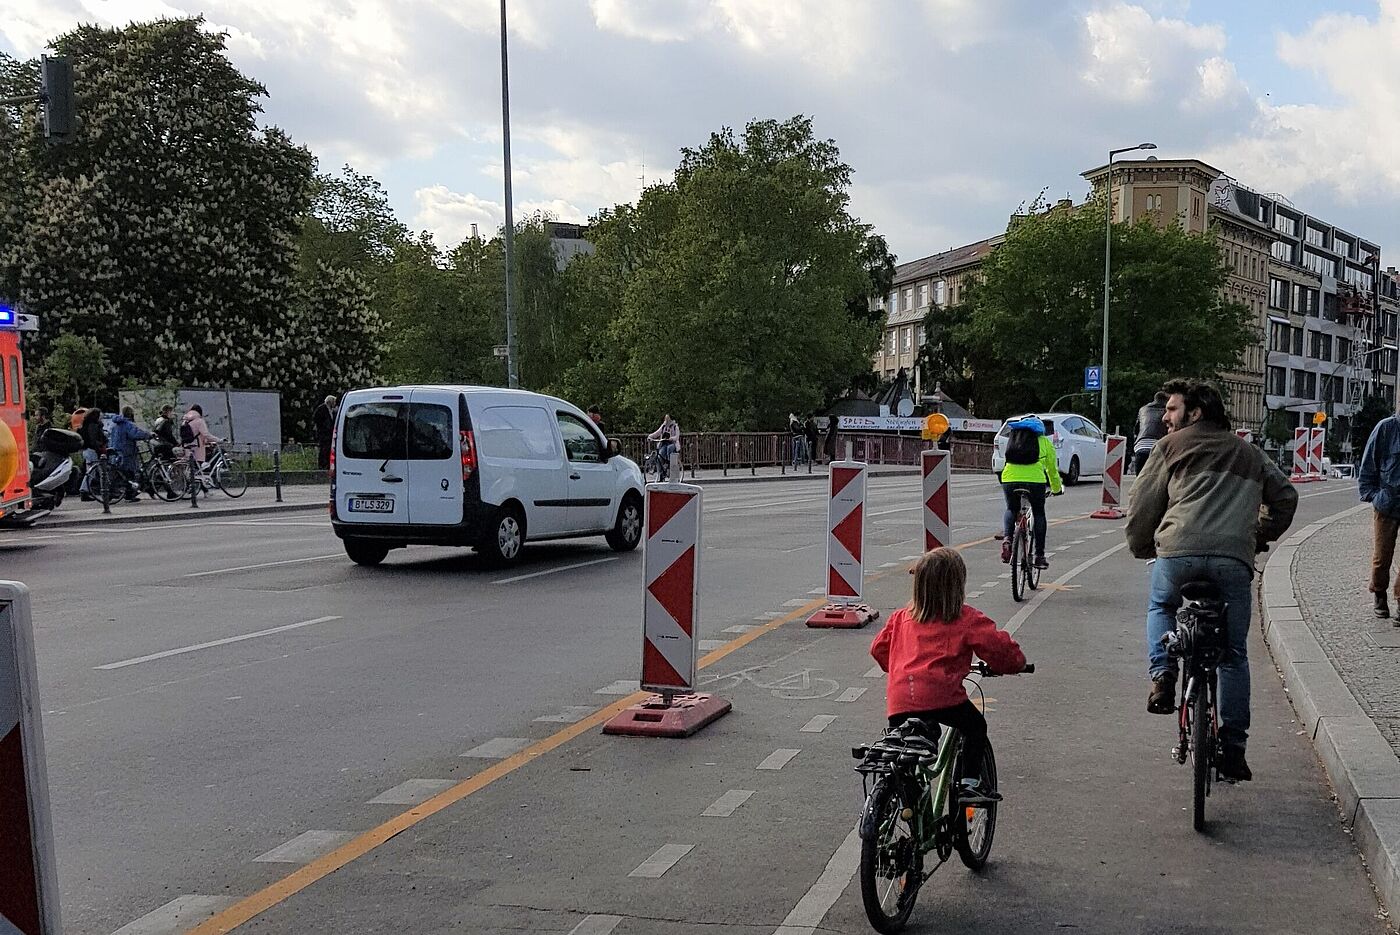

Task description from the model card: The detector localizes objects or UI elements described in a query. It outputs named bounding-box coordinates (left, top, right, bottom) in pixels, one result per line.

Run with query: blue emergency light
left=0, top=303, right=15, bottom=327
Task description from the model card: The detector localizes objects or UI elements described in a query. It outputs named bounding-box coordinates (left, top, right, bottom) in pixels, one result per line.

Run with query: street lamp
left=499, top=0, right=519, bottom=388
left=1101, top=141, right=1156, bottom=432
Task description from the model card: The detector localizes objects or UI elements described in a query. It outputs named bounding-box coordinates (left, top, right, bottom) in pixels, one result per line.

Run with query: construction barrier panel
left=0, top=581, right=61, bottom=935
left=1290, top=427, right=1311, bottom=482
left=808, top=461, right=879, bottom=628
left=922, top=449, right=951, bottom=552
left=1308, top=427, right=1327, bottom=480
left=1091, top=435, right=1127, bottom=520
left=603, top=485, right=730, bottom=737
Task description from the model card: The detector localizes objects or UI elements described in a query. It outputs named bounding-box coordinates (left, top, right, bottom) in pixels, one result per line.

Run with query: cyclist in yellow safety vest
left=999, top=416, right=1063, bottom=568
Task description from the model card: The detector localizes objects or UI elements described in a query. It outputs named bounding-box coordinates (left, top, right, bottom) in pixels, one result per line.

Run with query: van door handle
left=569, top=473, right=581, bottom=480
left=382, top=475, right=404, bottom=483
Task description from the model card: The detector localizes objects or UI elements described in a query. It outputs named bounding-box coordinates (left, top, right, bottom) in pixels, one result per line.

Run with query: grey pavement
left=36, top=483, right=329, bottom=527
left=1, top=476, right=1388, bottom=934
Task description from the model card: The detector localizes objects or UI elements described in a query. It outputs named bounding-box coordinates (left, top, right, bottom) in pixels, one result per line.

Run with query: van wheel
left=482, top=505, right=526, bottom=565
left=1065, top=456, right=1081, bottom=486
left=606, top=494, right=643, bottom=552
left=344, top=538, right=389, bottom=566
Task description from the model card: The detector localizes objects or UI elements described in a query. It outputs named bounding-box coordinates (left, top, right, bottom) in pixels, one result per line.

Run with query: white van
left=330, top=386, right=645, bottom=566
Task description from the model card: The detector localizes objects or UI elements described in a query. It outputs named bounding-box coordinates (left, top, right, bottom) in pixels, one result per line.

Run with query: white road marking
left=183, top=553, right=342, bottom=577
left=864, top=665, right=884, bottom=679
left=568, top=916, right=622, bottom=935
left=702, top=789, right=755, bottom=817
left=494, top=556, right=618, bottom=584
left=461, top=737, right=531, bottom=758
left=868, top=505, right=920, bottom=517
left=800, top=714, right=838, bottom=733
left=111, top=895, right=236, bottom=934
left=807, top=588, right=825, bottom=594
left=835, top=687, right=867, bottom=703
left=595, top=679, right=640, bottom=695
left=368, top=779, right=454, bottom=805
left=254, top=830, right=355, bottom=864
left=968, top=591, right=984, bottom=598
left=758, top=748, right=801, bottom=770
left=997, top=572, right=1011, bottom=579
left=979, top=581, right=998, bottom=588
left=699, top=639, right=725, bottom=651
left=723, top=625, right=759, bottom=634
left=899, top=555, right=920, bottom=561
left=535, top=706, right=597, bottom=724
left=782, top=598, right=810, bottom=607
left=96, top=616, right=343, bottom=670
left=628, top=843, right=694, bottom=878
left=771, top=826, right=862, bottom=935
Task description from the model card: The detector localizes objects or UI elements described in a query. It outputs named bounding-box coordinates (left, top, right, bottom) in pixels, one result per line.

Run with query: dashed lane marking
left=96, top=616, right=343, bottom=670
left=493, top=556, right=618, bottom=584
left=254, top=831, right=356, bottom=864
left=835, top=687, right=867, bottom=703
left=800, top=715, right=838, bottom=733
left=183, top=554, right=341, bottom=578
left=702, top=789, right=756, bottom=817
left=864, top=665, right=884, bottom=679
left=367, top=779, right=454, bottom=805
left=568, top=916, right=622, bottom=935
left=595, top=680, right=640, bottom=695
left=535, top=706, right=598, bottom=724
left=628, top=844, right=694, bottom=878
left=758, top=748, right=802, bottom=770
left=112, top=895, right=236, bottom=934
left=723, top=625, right=759, bottom=634
left=461, top=737, right=532, bottom=759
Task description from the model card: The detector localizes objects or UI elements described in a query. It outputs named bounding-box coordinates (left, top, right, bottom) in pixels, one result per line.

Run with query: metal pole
left=1101, top=152, right=1113, bottom=434
left=189, top=452, right=199, bottom=509
left=273, top=448, right=283, bottom=503
left=499, top=0, right=519, bottom=389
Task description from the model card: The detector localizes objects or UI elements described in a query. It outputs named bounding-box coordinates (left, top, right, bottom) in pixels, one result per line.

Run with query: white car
left=991, top=412, right=1107, bottom=485
left=331, top=385, right=646, bottom=566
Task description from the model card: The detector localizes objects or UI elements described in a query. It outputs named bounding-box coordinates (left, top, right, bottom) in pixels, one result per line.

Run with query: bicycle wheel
left=1010, top=527, right=1027, bottom=602
left=954, top=742, right=999, bottom=870
left=215, top=459, right=248, bottom=498
left=1191, top=679, right=1213, bottom=833
left=154, top=460, right=188, bottom=501
left=96, top=462, right=124, bottom=506
left=1025, top=544, right=1041, bottom=592
left=859, top=779, right=922, bottom=934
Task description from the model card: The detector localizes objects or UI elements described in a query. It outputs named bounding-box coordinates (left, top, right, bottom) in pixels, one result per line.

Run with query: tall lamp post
left=1101, top=142, right=1156, bottom=432
left=499, top=0, right=519, bottom=388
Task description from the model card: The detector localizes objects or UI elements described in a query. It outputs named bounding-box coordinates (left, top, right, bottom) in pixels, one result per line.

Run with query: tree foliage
left=920, top=199, right=1254, bottom=430
left=26, top=333, right=108, bottom=411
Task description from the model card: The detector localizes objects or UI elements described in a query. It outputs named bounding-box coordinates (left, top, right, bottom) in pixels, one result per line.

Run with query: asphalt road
left=0, top=475, right=1386, bottom=934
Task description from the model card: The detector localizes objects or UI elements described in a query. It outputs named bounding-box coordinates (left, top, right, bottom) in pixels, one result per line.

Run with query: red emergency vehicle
left=0, top=304, right=35, bottom=522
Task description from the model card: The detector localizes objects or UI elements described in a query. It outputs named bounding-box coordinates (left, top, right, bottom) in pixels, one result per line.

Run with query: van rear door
left=404, top=390, right=461, bottom=525
left=337, top=394, right=408, bottom=525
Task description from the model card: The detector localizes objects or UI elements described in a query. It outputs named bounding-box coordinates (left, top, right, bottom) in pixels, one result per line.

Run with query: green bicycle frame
left=900, top=728, right=963, bottom=856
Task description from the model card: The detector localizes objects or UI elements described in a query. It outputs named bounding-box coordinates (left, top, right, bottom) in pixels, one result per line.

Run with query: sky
left=5, top=0, right=1400, bottom=267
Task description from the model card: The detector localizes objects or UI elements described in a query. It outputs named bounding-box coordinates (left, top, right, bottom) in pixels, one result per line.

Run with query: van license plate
left=349, top=496, right=394, bottom=513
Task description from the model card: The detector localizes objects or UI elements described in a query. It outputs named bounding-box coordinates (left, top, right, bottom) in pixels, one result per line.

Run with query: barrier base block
left=1289, top=475, right=1318, bottom=484
left=1090, top=506, right=1126, bottom=520
left=806, top=603, right=879, bottom=629
left=602, top=692, right=731, bottom=738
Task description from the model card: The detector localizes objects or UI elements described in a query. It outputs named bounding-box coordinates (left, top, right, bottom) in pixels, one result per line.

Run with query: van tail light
left=328, top=429, right=337, bottom=481
left=460, top=429, right=476, bottom=482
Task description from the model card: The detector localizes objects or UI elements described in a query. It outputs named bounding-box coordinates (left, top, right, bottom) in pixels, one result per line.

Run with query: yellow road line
left=187, top=515, right=1101, bottom=933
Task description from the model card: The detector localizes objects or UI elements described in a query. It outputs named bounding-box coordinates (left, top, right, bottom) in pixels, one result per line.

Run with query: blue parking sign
left=1084, top=366, right=1102, bottom=391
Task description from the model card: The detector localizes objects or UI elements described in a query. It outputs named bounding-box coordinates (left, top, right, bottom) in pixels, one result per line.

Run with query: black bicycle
left=642, top=441, right=672, bottom=483
left=138, top=440, right=189, bottom=502
left=88, top=449, right=126, bottom=507
left=1162, top=579, right=1227, bottom=832
left=1008, top=487, right=1040, bottom=602
left=853, top=661, right=1034, bottom=933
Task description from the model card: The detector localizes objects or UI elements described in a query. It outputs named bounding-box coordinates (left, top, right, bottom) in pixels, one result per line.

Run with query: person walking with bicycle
left=1126, top=379, right=1297, bottom=782
left=647, top=414, right=681, bottom=482
left=77, top=406, right=107, bottom=502
left=108, top=407, right=152, bottom=501
left=181, top=404, right=223, bottom=485
left=999, top=415, right=1062, bottom=568
left=870, top=548, right=1026, bottom=802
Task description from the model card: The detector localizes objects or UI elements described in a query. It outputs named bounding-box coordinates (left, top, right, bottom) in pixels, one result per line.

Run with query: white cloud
left=414, top=185, right=503, bottom=246
left=588, top=0, right=710, bottom=43
left=1081, top=3, right=1235, bottom=103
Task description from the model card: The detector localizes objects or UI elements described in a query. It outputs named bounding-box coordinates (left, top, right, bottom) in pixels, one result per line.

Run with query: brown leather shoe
left=1376, top=593, right=1391, bottom=620
left=1148, top=674, right=1176, bottom=714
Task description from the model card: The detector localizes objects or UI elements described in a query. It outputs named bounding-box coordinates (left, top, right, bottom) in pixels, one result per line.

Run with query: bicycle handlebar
left=971, top=661, right=1035, bottom=676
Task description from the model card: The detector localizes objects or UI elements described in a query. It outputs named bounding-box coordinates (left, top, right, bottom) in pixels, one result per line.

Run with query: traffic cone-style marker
left=1091, top=435, right=1127, bottom=520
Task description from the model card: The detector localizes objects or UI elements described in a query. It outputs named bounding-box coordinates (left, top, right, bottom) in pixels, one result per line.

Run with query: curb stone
left=36, top=499, right=327, bottom=529
left=1261, top=503, right=1400, bottom=911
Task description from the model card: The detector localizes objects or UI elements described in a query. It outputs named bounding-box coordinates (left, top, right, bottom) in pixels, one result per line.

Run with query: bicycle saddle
left=1179, top=579, right=1225, bottom=613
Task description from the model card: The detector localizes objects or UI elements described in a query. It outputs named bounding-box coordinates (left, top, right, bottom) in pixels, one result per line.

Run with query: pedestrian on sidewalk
left=108, top=407, right=152, bottom=500
left=31, top=407, right=51, bottom=442
left=313, top=395, right=337, bottom=470
left=869, top=547, right=1026, bottom=801
left=1126, top=379, right=1298, bottom=782
left=789, top=413, right=806, bottom=468
left=804, top=416, right=819, bottom=465
left=77, top=407, right=107, bottom=501
left=152, top=405, right=179, bottom=461
left=181, top=404, right=222, bottom=468
left=587, top=405, right=604, bottom=430
left=1131, top=391, right=1168, bottom=474
left=1358, top=413, right=1400, bottom=620
left=823, top=416, right=839, bottom=464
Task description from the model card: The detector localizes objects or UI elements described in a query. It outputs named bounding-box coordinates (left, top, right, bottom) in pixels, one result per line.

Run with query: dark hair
left=37, top=407, right=49, bottom=419
left=122, top=406, right=135, bottom=419
left=1162, top=379, right=1229, bottom=430
left=1153, top=391, right=1169, bottom=405
left=82, top=407, right=102, bottom=425
left=189, top=404, right=203, bottom=416
left=160, top=405, right=173, bottom=414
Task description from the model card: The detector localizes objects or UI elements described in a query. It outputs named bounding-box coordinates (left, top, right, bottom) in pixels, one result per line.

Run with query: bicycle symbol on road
left=699, top=664, right=841, bottom=700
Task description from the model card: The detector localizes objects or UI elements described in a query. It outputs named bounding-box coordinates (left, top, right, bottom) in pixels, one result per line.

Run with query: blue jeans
left=1147, top=555, right=1253, bottom=748
left=79, top=448, right=98, bottom=493
left=791, top=437, right=807, bottom=467
left=1001, top=482, right=1048, bottom=554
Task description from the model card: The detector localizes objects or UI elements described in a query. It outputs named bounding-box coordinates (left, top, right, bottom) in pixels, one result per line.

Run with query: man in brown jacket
left=1126, top=379, right=1297, bottom=781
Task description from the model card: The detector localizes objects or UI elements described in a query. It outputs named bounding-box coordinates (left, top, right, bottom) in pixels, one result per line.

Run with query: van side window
left=557, top=412, right=602, bottom=463
left=479, top=406, right=557, bottom=461
left=9, top=355, right=19, bottom=407
left=407, top=403, right=454, bottom=460
left=342, top=402, right=406, bottom=459
left=0, top=356, right=7, bottom=404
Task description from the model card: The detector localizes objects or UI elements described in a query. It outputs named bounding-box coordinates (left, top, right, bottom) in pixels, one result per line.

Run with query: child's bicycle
left=851, top=660, right=1035, bottom=933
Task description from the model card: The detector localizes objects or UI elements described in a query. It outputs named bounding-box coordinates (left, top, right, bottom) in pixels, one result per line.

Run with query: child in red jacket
left=871, top=547, right=1026, bottom=800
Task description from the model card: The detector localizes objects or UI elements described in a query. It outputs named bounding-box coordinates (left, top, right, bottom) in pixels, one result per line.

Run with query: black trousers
left=317, top=439, right=332, bottom=470
left=1001, top=482, right=1048, bottom=555
left=889, top=699, right=989, bottom=780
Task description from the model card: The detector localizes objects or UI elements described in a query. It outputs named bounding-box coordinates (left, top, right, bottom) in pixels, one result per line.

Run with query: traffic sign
left=493, top=345, right=510, bottom=358
left=1084, top=366, right=1102, bottom=391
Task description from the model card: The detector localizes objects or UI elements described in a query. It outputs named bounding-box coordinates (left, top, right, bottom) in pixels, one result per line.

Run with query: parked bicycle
left=852, top=660, right=1034, bottom=933
left=138, top=440, right=189, bottom=502
left=185, top=445, right=248, bottom=499
left=88, top=449, right=126, bottom=508
left=1162, top=577, right=1229, bottom=832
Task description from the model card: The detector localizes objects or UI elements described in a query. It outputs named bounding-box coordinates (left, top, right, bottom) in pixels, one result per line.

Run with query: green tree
left=608, top=116, right=881, bottom=430
left=26, top=333, right=109, bottom=411
left=1351, top=394, right=1392, bottom=456
left=943, top=198, right=1253, bottom=431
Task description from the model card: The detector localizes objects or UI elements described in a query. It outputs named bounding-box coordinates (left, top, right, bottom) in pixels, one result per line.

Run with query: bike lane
left=182, top=486, right=1386, bottom=934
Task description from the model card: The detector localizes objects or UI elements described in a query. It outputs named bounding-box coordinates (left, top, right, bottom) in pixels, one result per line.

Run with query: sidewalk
left=1263, top=503, right=1400, bottom=914
left=677, top=462, right=928, bottom=484
left=38, top=483, right=329, bottom=528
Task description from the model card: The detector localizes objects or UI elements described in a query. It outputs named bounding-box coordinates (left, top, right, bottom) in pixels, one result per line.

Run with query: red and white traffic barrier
left=603, top=484, right=731, bottom=737
left=1290, top=427, right=1314, bottom=483
left=807, top=460, right=879, bottom=628
left=1091, top=435, right=1127, bottom=520
left=922, top=449, right=951, bottom=552
left=1308, top=427, right=1327, bottom=480
left=0, top=581, right=62, bottom=934
left=1235, top=428, right=1253, bottom=445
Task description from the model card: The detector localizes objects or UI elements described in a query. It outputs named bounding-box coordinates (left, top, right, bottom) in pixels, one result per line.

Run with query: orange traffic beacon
left=0, top=304, right=36, bottom=523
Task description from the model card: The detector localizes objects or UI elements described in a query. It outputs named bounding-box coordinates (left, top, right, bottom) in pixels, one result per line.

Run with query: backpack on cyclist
left=179, top=419, right=196, bottom=447
left=1004, top=427, right=1040, bottom=465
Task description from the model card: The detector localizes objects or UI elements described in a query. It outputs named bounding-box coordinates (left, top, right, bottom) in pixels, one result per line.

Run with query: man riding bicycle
left=1126, top=379, right=1297, bottom=782
left=1000, top=415, right=1062, bottom=569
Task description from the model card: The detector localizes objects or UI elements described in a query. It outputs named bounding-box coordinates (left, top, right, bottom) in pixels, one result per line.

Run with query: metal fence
left=612, top=432, right=993, bottom=475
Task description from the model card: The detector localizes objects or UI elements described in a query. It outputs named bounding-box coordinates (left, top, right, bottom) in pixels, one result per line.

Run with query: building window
left=1302, top=249, right=1336, bottom=278
left=916, top=325, right=925, bottom=346
left=889, top=291, right=898, bottom=313
left=1339, top=337, right=1352, bottom=364
left=1296, top=286, right=1319, bottom=317
left=1271, top=241, right=1293, bottom=264
left=934, top=280, right=946, bottom=306
left=1274, top=212, right=1297, bottom=237
left=1269, top=321, right=1290, bottom=352
left=1270, top=277, right=1289, bottom=310
left=1305, top=225, right=1327, bottom=248
left=1267, top=366, right=1287, bottom=396
left=1291, top=327, right=1304, bottom=356
left=919, top=283, right=929, bottom=308
left=1336, top=235, right=1354, bottom=258
left=902, top=327, right=912, bottom=353
left=887, top=330, right=896, bottom=355
left=1309, top=331, right=1332, bottom=362
left=1192, top=196, right=1201, bottom=218
left=904, top=288, right=914, bottom=311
